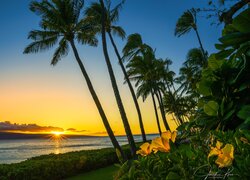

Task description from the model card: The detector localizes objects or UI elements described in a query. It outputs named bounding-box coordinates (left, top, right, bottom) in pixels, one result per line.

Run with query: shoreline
left=0, top=143, right=137, bottom=179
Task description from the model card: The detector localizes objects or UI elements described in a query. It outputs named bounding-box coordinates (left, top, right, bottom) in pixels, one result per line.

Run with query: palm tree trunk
left=99, top=0, right=136, bottom=158
left=69, top=40, right=126, bottom=161
left=108, top=32, right=147, bottom=142
left=151, top=90, right=162, bottom=135
left=194, top=28, right=206, bottom=61
left=155, top=90, right=171, bottom=131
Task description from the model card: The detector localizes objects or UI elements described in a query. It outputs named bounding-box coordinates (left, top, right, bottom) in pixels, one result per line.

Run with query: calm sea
left=0, top=134, right=158, bottom=164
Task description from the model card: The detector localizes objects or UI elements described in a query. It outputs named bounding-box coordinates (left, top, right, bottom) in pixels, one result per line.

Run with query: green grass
left=66, top=165, right=118, bottom=180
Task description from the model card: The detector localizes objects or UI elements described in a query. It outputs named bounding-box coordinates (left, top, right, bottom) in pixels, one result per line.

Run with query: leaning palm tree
left=155, top=59, right=184, bottom=125
left=23, top=0, right=125, bottom=160
left=85, top=0, right=146, bottom=142
left=98, top=0, right=136, bottom=158
left=126, top=50, right=171, bottom=132
left=127, top=60, right=162, bottom=135
left=175, top=8, right=206, bottom=60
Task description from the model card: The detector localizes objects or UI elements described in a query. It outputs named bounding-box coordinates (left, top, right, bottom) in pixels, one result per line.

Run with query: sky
left=0, top=0, right=223, bottom=135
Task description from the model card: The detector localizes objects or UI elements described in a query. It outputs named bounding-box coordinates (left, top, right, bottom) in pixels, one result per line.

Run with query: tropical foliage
left=115, top=7, right=250, bottom=180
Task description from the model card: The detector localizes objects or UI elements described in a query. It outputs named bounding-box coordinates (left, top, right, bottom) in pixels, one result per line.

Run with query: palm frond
left=76, top=31, right=98, bottom=46
left=110, top=0, right=125, bottom=23
left=111, top=25, right=126, bottom=39
left=28, top=30, right=60, bottom=41
left=175, top=9, right=195, bottom=37
left=23, top=35, right=59, bottom=54
left=72, top=0, right=84, bottom=22
left=51, top=38, right=69, bottom=65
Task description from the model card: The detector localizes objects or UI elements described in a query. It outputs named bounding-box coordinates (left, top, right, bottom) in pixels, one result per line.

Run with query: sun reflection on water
left=48, top=132, right=67, bottom=154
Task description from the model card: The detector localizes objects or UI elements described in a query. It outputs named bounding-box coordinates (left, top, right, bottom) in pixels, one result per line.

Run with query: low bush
left=0, top=144, right=133, bottom=180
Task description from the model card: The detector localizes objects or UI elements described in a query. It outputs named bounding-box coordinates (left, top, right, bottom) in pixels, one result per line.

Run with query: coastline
left=0, top=143, right=136, bottom=180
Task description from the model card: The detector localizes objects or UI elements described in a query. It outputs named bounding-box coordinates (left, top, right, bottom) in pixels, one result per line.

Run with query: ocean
left=0, top=134, right=158, bottom=164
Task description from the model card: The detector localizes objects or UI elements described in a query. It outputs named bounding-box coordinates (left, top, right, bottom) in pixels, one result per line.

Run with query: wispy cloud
left=66, top=128, right=87, bottom=133
left=0, top=121, right=64, bottom=133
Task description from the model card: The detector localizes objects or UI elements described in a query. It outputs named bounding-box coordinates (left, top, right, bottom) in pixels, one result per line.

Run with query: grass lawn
left=66, top=165, right=118, bottom=180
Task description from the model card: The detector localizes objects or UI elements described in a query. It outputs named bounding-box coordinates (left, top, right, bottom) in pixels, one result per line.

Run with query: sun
left=48, top=131, right=67, bottom=142
left=52, top=131, right=63, bottom=136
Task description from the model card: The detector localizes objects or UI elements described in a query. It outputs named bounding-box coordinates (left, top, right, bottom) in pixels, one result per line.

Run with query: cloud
left=66, top=128, right=86, bottom=133
left=0, top=121, right=64, bottom=133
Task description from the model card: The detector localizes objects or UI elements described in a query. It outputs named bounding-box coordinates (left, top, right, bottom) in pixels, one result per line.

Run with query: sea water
left=0, top=134, right=158, bottom=164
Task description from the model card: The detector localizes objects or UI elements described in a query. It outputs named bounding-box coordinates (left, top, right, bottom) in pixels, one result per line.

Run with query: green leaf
left=233, top=9, right=250, bottom=33
left=222, top=109, right=235, bottom=121
left=215, top=43, right=227, bottom=50
left=219, top=32, right=250, bottom=46
left=197, top=80, right=212, bottom=96
left=204, top=101, right=219, bottom=116
left=237, top=105, right=250, bottom=120
left=166, top=172, right=181, bottom=180
left=222, top=24, right=237, bottom=36
left=215, top=49, right=235, bottom=59
left=208, top=54, right=224, bottom=70
left=238, top=118, right=250, bottom=130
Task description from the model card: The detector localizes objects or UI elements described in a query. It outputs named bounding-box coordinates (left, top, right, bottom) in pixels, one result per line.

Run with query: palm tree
left=123, top=33, right=153, bottom=61
left=175, top=8, right=206, bottom=60
left=126, top=50, right=171, bottom=133
left=123, top=34, right=171, bottom=131
left=127, top=56, right=162, bottom=135
left=155, top=59, right=184, bottom=125
left=85, top=0, right=146, bottom=142
left=98, top=0, right=136, bottom=158
left=185, top=48, right=207, bottom=67
left=23, top=0, right=126, bottom=160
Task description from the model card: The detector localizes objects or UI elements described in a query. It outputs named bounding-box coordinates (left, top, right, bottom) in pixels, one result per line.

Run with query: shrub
left=0, top=145, right=132, bottom=180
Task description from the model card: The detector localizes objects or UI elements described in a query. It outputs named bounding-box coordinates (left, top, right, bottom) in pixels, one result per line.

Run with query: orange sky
left=0, top=61, right=177, bottom=136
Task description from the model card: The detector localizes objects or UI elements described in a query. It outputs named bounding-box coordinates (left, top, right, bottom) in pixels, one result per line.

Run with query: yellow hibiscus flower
left=151, top=131, right=177, bottom=153
left=136, top=142, right=152, bottom=156
left=208, top=141, right=234, bottom=168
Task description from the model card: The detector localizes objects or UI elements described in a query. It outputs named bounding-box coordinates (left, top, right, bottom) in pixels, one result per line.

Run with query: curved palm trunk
left=151, top=90, right=162, bottom=135
left=99, top=0, right=136, bottom=158
left=155, top=90, right=171, bottom=131
left=108, top=32, right=147, bottom=142
left=69, top=40, right=126, bottom=161
left=194, top=28, right=206, bottom=62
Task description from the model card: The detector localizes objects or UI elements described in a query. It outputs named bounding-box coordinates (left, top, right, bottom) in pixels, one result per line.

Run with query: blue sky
left=0, top=0, right=224, bottom=135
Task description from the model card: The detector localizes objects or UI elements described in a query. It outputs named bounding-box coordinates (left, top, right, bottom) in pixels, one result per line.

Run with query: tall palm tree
left=175, top=8, right=206, bottom=60
left=23, top=0, right=125, bottom=160
left=85, top=0, right=146, bottom=142
left=123, top=34, right=171, bottom=131
left=155, top=59, right=184, bottom=124
left=126, top=50, right=171, bottom=132
left=98, top=0, right=136, bottom=158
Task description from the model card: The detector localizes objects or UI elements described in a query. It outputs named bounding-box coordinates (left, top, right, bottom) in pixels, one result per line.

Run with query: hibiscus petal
left=216, top=141, right=223, bottom=149
left=222, top=144, right=234, bottom=159
left=161, top=131, right=172, bottom=140
left=208, top=147, right=221, bottom=158
left=171, top=131, right=177, bottom=143
left=216, top=155, right=232, bottom=168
